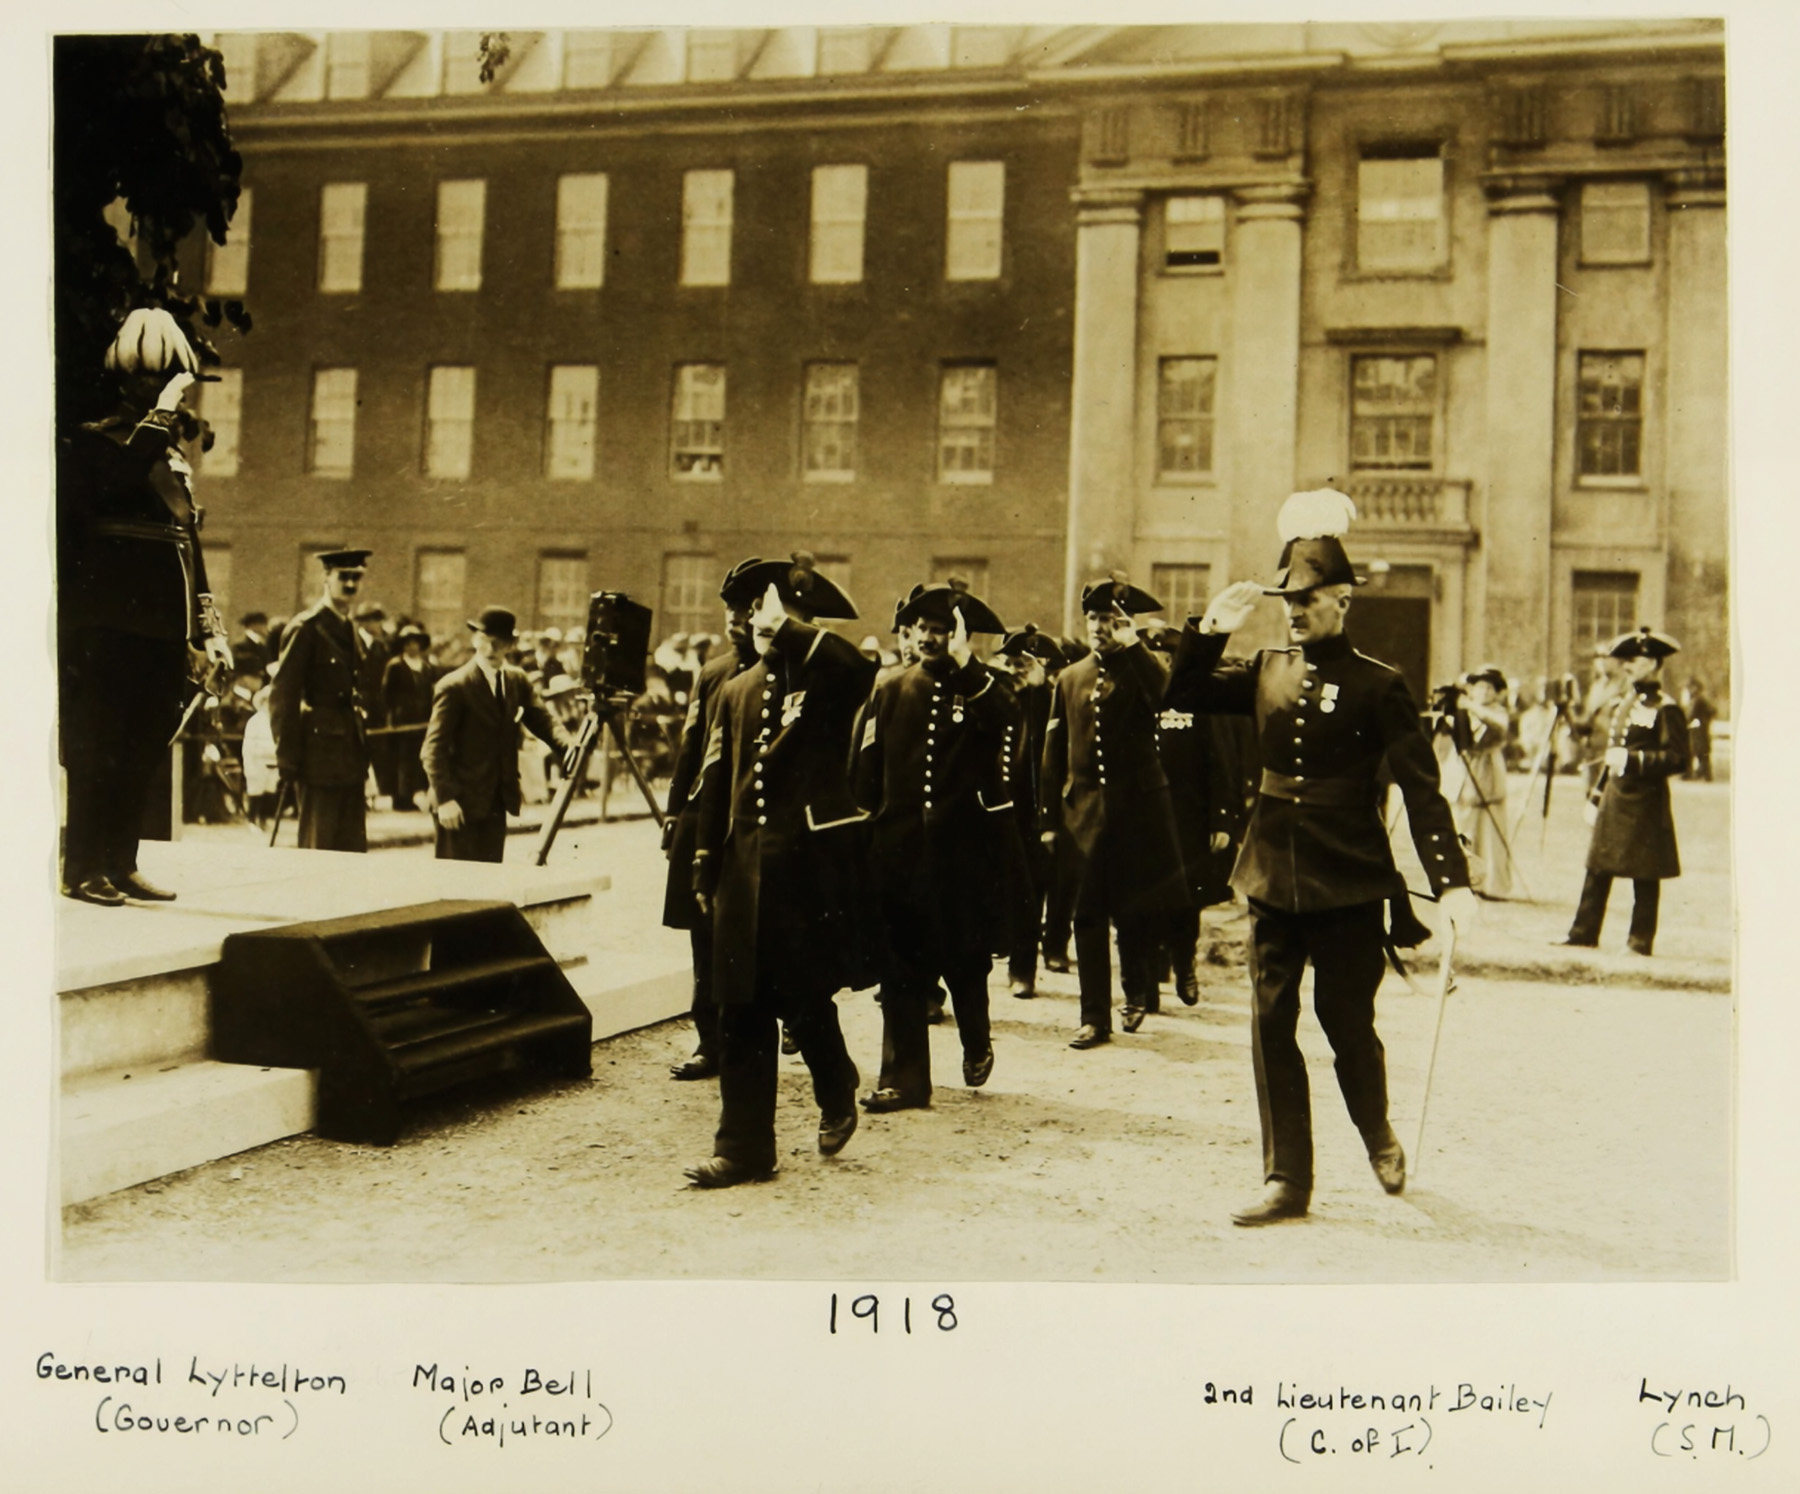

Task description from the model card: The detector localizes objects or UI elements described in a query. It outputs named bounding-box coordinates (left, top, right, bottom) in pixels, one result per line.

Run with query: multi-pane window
left=425, top=366, right=476, bottom=479
left=680, top=170, right=734, bottom=287
left=326, top=33, right=371, bottom=99
left=661, top=553, right=717, bottom=640
left=809, top=165, right=868, bottom=284
left=687, top=31, right=739, bottom=82
left=562, top=32, right=614, bottom=89
left=442, top=31, right=489, bottom=95
left=435, top=180, right=486, bottom=292
left=1350, top=354, right=1437, bottom=470
left=671, top=363, right=726, bottom=479
left=1157, top=357, right=1218, bottom=477
left=415, top=550, right=469, bottom=646
left=945, top=161, right=1005, bottom=281
left=1357, top=149, right=1447, bottom=273
left=215, top=34, right=258, bottom=97
left=938, top=363, right=997, bottom=483
left=1164, top=195, right=1225, bottom=270
left=537, top=553, right=590, bottom=636
left=931, top=558, right=990, bottom=601
left=206, top=187, right=251, bottom=296
left=1580, top=182, right=1652, bottom=266
left=309, top=368, right=358, bottom=477
left=555, top=173, right=609, bottom=289
left=1571, top=570, right=1639, bottom=674
left=545, top=365, right=599, bottom=480
left=318, top=182, right=367, bottom=293
left=802, top=363, right=859, bottom=481
left=818, top=28, right=872, bottom=74
left=1151, top=564, right=1212, bottom=627
left=200, top=369, right=243, bottom=477
left=1576, top=351, right=1645, bottom=479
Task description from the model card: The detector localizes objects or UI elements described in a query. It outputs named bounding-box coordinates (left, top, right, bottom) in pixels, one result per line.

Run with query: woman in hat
left=1561, top=627, right=1689, bottom=955
left=1442, top=665, right=1519, bottom=900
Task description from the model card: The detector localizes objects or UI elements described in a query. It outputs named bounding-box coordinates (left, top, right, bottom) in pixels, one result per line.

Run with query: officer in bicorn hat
left=271, top=547, right=378, bottom=852
left=1166, top=489, right=1477, bottom=1225
left=686, top=554, right=877, bottom=1186
left=1560, top=626, right=1689, bottom=955
left=421, top=606, right=576, bottom=863
left=995, top=624, right=1063, bottom=999
left=660, top=558, right=768, bottom=1081
left=851, top=581, right=1016, bottom=1111
left=1041, top=575, right=1191, bottom=1047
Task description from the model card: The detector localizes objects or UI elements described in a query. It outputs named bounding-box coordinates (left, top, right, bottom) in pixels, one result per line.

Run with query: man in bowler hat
left=422, top=606, right=576, bottom=863
left=271, top=548, right=377, bottom=852
left=1166, top=489, right=1477, bottom=1224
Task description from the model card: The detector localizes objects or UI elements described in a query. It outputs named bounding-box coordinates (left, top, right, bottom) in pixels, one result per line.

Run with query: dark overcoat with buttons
left=852, top=655, right=1019, bottom=958
left=270, top=600, right=370, bottom=788
left=1166, top=628, right=1468, bottom=910
left=1154, top=698, right=1248, bottom=908
left=662, top=645, right=752, bottom=929
left=695, top=621, right=880, bottom=1007
left=1586, top=681, right=1688, bottom=879
left=1040, top=642, right=1190, bottom=918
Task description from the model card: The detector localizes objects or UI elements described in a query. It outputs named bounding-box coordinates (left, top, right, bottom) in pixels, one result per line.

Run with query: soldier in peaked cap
left=686, top=555, right=877, bottom=1187
left=1166, top=490, right=1478, bottom=1225
left=852, top=582, right=1016, bottom=1110
left=270, top=548, right=378, bottom=852
left=660, top=559, right=767, bottom=1081
left=1041, top=575, right=1191, bottom=1048
left=1560, top=627, right=1689, bottom=956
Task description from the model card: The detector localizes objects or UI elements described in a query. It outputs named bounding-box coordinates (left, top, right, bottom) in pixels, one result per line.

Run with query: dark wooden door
left=1349, top=596, right=1432, bottom=705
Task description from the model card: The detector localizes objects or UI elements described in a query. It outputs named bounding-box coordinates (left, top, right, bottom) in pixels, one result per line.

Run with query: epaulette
left=1352, top=650, right=1401, bottom=674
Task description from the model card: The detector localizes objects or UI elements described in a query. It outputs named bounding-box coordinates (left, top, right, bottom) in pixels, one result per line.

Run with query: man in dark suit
left=381, top=623, right=437, bottom=812
left=233, top=612, right=274, bottom=678
left=422, top=606, right=575, bottom=863
left=852, top=582, right=1014, bottom=1112
left=1041, top=577, right=1191, bottom=1048
left=270, top=548, right=375, bottom=852
left=687, top=557, right=876, bottom=1187
left=661, top=564, right=762, bottom=1080
left=354, top=602, right=395, bottom=805
left=1166, top=489, right=1477, bottom=1225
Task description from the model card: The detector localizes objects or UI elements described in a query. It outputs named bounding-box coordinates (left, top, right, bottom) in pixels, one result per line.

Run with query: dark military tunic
left=1586, top=681, right=1688, bottom=880
left=270, top=600, right=371, bottom=851
left=662, top=645, right=753, bottom=930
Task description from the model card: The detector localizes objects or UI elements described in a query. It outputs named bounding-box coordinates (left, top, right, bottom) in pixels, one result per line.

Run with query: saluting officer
left=1561, top=626, right=1689, bottom=956
left=1041, top=577, right=1191, bottom=1048
left=270, top=548, right=375, bottom=852
left=1166, top=490, right=1476, bottom=1225
left=687, top=556, right=877, bottom=1188
left=852, top=582, right=1015, bottom=1111
left=660, top=560, right=764, bottom=1081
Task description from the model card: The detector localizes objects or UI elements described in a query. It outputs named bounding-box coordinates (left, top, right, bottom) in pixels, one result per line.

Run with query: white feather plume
left=1276, top=488, right=1357, bottom=542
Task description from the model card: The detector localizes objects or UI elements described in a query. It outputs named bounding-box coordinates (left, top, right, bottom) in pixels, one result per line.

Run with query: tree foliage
left=53, top=33, right=248, bottom=431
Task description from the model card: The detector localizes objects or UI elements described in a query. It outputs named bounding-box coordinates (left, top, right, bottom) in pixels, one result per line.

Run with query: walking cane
left=1410, top=918, right=1460, bottom=1188
left=266, top=778, right=293, bottom=848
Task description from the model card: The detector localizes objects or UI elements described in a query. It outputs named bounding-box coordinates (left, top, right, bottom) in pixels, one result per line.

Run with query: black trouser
left=688, top=916, right=720, bottom=1060
left=1007, top=831, right=1049, bottom=987
left=1072, top=914, right=1162, bottom=1029
left=1166, top=905, right=1201, bottom=977
left=1567, top=871, right=1661, bottom=951
left=298, top=783, right=368, bottom=852
left=434, top=810, right=506, bottom=862
left=1247, top=898, right=1394, bottom=1195
left=713, top=982, right=858, bottom=1172
left=875, top=953, right=992, bottom=1103
left=1043, top=835, right=1078, bottom=962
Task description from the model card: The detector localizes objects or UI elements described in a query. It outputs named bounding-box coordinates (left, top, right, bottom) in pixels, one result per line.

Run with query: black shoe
left=1175, top=967, right=1201, bottom=1006
left=1369, top=1140, right=1406, bottom=1195
left=818, top=1107, right=858, bottom=1156
left=1009, top=979, right=1036, bottom=1000
left=1120, top=1005, right=1148, bottom=1034
left=925, top=998, right=947, bottom=1025
left=859, top=1088, right=929, bottom=1114
left=1626, top=936, right=1654, bottom=957
left=1231, top=1181, right=1311, bottom=1226
left=684, top=1156, right=776, bottom=1189
left=112, top=871, right=177, bottom=902
left=963, top=1045, right=995, bottom=1088
left=669, top=1054, right=718, bottom=1081
left=779, top=1025, right=800, bottom=1055
left=1069, top=1024, right=1110, bottom=1050
left=63, top=875, right=127, bottom=907
left=1043, top=953, right=1071, bottom=974
left=1555, top=935, right=1598, bottom=948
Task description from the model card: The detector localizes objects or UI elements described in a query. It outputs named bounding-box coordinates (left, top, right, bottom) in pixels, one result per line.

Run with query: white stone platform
left=58, top=840, right=689, bottom=1205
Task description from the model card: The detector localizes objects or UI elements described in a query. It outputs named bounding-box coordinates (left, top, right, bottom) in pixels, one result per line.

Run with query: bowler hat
left=718, top=553, right=859, bottom=620
left=1080, top=575, right=1163, bottom=617
left=1608, top=625, right=1681, bottom=662
left=467, top=606, right=519, bottom=641
left=896, top=581, right=1005, bottom=635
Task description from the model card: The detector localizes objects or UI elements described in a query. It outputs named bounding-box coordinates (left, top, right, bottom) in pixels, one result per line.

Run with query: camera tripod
left=532, top=695, right=666, bottom=865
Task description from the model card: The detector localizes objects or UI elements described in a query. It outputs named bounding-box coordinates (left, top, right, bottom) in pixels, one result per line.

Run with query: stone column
left=1063, top=188, right=1143, bottom=630
left=1223, top=182, right=1307, bottom=652
left=1482, top=173, right=1563, bottom=679
left=1662, top=167, right=1729, bottom=708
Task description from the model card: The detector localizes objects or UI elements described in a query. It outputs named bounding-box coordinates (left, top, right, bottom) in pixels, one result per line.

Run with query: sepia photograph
left=45, top=14, right=1736, bottom=1285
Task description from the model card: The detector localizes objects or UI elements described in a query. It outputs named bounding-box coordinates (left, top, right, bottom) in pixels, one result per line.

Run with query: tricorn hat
left=718, top=552, right=858, bottom=620
left=1080, top=573, right=1163, bottom=617
left=1058, top=635, right=1093, bottom=667
left=467, top=605, right=519, bottom=640
left=895, top=580, right=1005, bottom=635
left=1608, top=625, right=1681, bottom=662
left=997, top=623, right=1062, bottom=663
left=1264, top=488, right=1364, bottom=596
left=316, top=546, right=372, bottom=571
left=891, top=585, right=925, bottom=634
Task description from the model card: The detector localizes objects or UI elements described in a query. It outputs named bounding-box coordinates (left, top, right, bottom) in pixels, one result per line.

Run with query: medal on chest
left=1321, top=682, right=1340, bottom=714
left=951, top=694, right=966, bottom=725
left=782, top=690, right=806, bottom=728
left=1158, top=709, right=1194, bottom=731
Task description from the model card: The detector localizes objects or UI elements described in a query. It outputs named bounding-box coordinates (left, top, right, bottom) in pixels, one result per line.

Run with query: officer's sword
left=1410, top=918, right=1459, bottom=1188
